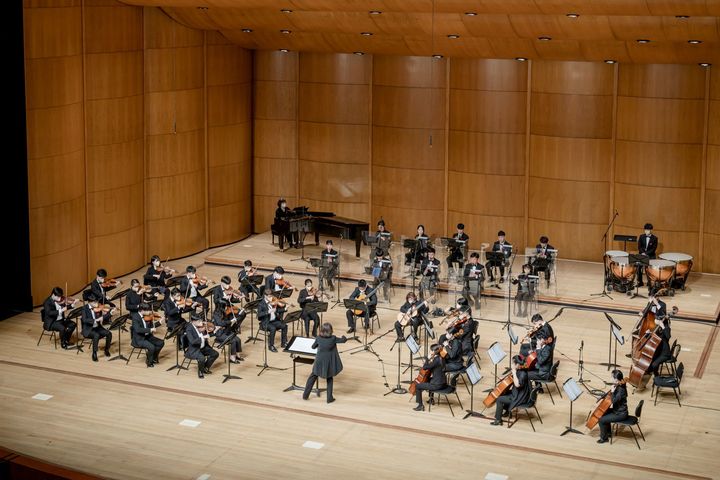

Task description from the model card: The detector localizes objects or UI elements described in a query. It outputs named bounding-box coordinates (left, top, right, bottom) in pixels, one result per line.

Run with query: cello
left=586, top=378, right=628, bottom=429
left=483, top=374, right=514, bottom=408
left=628, top=306, right=678, bottom=387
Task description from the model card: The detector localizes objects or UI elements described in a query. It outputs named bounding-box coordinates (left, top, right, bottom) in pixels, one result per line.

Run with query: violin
left=192, top=276, right=211, bottom=286
left=93, top=304, right=113, bottom=315
left=523, top=323, right=553, bottom=345
left=224, top=304, right=243, bottom=315
left=155, top=265, right=176, bottom=275
left=276, top=278, right=297, bottom=291
left=58, top=296, right=78, bottom=307
left=101, top=278, right=122, bottom=288
left=178, top=296, right=197, bottom=308
left=199, top=321, right=215, bottom=334
left=225, top=287, right=246, bottom=300
left=142, top=312, right=162, bottom=322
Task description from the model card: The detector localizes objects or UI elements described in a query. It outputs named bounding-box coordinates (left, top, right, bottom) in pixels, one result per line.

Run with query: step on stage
left=206, top=232, right=720, bottom=324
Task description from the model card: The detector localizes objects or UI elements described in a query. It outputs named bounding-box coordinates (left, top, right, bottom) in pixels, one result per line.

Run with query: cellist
left=490, top=355, right=531, bottom=426
left=596, top=370, right=628, bottom=444
left=413, top=344, right=447, bottom=411
left=648, top=315, right=672, bottom=376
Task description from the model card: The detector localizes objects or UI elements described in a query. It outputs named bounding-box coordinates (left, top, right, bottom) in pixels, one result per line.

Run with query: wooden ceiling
left=121, top=0, right=720, bottom=63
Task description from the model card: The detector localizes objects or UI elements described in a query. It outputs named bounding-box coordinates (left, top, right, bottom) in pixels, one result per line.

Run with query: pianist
left=275, top=198, right=299, bottom=250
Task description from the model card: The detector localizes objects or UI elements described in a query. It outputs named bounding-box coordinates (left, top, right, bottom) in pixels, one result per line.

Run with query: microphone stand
left=330, top=234, right=344, bottom=309
left=591, top=210, right=619, bottom=300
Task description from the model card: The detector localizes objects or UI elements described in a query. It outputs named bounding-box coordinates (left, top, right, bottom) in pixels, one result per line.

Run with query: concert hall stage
left=207, top=232, right=720, bottom=324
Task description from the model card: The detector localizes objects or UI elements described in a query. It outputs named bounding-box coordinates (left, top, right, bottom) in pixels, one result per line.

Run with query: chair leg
left=126, top=348, right=133, bottom=365
left=555, top=380, right=563, bottom=398
left=446, top=396, right=455, bottom=417
left=629, top=426, right=641, bottom=450
left=654, top=387, right=660, bottom=406
left=546, top=386, right=555, bottom=405
left=534, top=405, right=543, bottom=424
left=37, top=330, right=44, bottom=346
left=673, top=388, right=681, bottom=407
left=526, top=409, right=536, bottom=432
left=454, top=391, right=464, bottom=411
left=636, top=423, right=646, bottom=442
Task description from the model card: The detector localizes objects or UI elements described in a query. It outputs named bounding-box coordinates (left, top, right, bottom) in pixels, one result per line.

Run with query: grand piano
left=272, top=208, right=370, bottom=257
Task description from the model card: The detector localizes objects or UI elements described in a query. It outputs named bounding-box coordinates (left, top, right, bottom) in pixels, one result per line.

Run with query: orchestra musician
left=596, top=370, right=628, bottom=444
left=394, top=292, right=429, bottom=340
left=319, top=240, right=339, bottom=291
left=486, top=231, right=512, bottom=283
left=345, top=279, right=376, bottom=333
left=257, top=288, right=288, bottom=352
left=179, top=266, right=209, bottom=312
left=238, top=260, right=261, bottom=298
left=527, top=335, right=553, bottom=391
left=512, top=264, right=536, bottom=318
left=184, top=314, right=219, bottom=379
left=405, top=224, right=430, bottom=266
left=298, top=279, right=321, bottom=337
left=265, top=266, right=292, bottom=293
left=214, top=276, right=247, bottom=325
left=442, top=331, right=464, bottom=373
left=637, top=223, right=658, bottom=287
left=275, top=197, right=298, bottom=250
left=490, top=355, right=531, bottom=425
left=413, top=344, right=448, bottom=411
left=90, top=268, right=118, bottom=306
left=143, top=255, right=174, bottom=295
left=131, top=303, right=165, bottom=367
left=446, top=223, right=469, bottom=270
left=42, top=287, right=77, bottom=349
left=522, top=314, right=554, bottom=354
left=163, top=289, right=193, bottom=337
left=419, top=247, right=440, bottom=300
left=125, top=279, right=145, bottom=313
left=81, top=296, right=114, bottom=362
left=212, top=298, right=244, bottom=364
left=531, top=236, right=555, bottom=287
left=647, top=310, right=672, bottom=377
left=462, top=252, right=485, bottom=310
left=369, top=219, right=392, bottom=260
left=370, top=247, right=392, bottom=302
left=302, top=322, right=347, bottom=403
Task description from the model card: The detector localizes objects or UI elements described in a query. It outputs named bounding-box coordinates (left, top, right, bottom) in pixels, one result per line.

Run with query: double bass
left=586, top=378, right=628, bottom=429
left=628, top=305, right=678, bottom=387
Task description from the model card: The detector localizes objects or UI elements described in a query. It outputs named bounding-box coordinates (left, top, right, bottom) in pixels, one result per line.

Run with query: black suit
left=275, top=206, right=298, bottom=249
left=213, top=305, right=243, bottom=356
left=184, top=323, right=219, bottom=375
left=528, top=344, right=553, bottom=382
left=162, top=297, right=187, bottom=332
left=394, top=300, right=428, bottom=338
left=303, top=335, right=348, bottom=402
left=462, top=262, right=484, bottom=308
left=598, top=384, right=629, bottom=441
left=649, top=326, right=672, bottom=375
left=415, top=355, right=447, bottom=404
left=444, top=337, right=464, bottom=372
left=238, top=269, right=260, bottom=297
left=345, top=287, right=376, bottom=330
left=637, top=233, right=658, bottom=284
left=486, top=241, right=512, bottom=280
left=419, top=258, right=440, bottom=299
left=532, top=244, right=555, bottom=281
left=125, top=290, right=142, bottom=313
left=42, top=296, right=76, bottom=345
left=130, top=312, right=164, bottom=366
left=143, top=266, right=169, bottom=294
left=90, top=279, right=115, bottom=306
left=257, top=298, right=287, bottom=348
left=495, top=369, right=531, bottom=421
left=179, top=277, right=209, bottom=311
left=446, top=232, right=469, bottom=268
left=298, top=288, right=320, bottom=337
left=81, top=305, right=112, bottom=354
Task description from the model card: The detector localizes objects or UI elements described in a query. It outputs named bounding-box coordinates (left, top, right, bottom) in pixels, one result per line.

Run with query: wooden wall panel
left=207, top=32, right=252, bottom=246
left=298, top=52, right=370, bottom=222
left=614, top=64, right=705, bottom=260
left=24, top=1, right=87, bottom=302
left=448, top=58, right=527, bottom=251
left=85, top=0, right=145, bottom=279
left=704, top=69, right=720, bottom=273
left=253, top=50, right=298, bottom=232
left=529, top=61, right=613, bottom=261
left=144, top=7, right=206, bottom=258
left=373, top=56, right=446, bottom=238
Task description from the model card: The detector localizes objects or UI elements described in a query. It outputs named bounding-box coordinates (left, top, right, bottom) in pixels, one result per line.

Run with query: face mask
left=645, top=230, right=651, bottom=235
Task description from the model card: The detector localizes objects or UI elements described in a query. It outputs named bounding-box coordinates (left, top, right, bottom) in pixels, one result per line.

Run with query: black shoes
left=146, top=363, right=154, bottom=368
left=346, top=328, right=355, bottom=334
left=490, top=420, right=503, bottom=426
left=413, top=404, right=425, bottom=411
left=597, top=438, right=608, bottom=444
left=280, top=342, right=287, bottom=349
left=104, top=349, right=111, bottom=357
left=327, top=397, right=336, bottom=404
left=269, top=346, right=278, bottom=352
left=198, top=371, right=205, bottom=379
left=204, top=368, right=213, bottom=374
left=92, top=352, right=98, bottom=362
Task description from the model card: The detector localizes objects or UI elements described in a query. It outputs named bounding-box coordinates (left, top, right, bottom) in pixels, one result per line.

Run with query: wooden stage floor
left=1, top=235, right=719, bottom=480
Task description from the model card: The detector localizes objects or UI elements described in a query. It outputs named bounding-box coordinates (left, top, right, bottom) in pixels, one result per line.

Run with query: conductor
left=302, top=322, right=348, bottom=403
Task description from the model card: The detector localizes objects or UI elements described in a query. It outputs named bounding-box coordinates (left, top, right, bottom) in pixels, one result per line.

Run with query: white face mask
left=644, top=230, right=651, bottom=235
left=280, top=203, right=287, bottom=209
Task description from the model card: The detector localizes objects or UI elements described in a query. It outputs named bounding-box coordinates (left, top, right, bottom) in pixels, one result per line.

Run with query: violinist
left=450, top=297, right=477, bottom=357
left=131, top=303, right=165, bottom=367
left=179, top=266, right=209, bottom=312
left=512, top=264, right=536, bottom=318
left=257, top=288, right=288, bottom=352
left=370, top=247, right=392, bottom=302
left=345, top=279, right=376, bottom=333
left=212, top=298, right=243, bottom=364
left=185, top=314, right=219, bottom=379
left=81, top=296, right=114, bottom=362
left=596, top=370, right=628, bottom=444
left=637, top=223, right=658, bottom=287
left=163, top=289, right=190, bottom=332
left=275, top=197, right=298, bottom=250
left=527, top=335, right=553, bottom=391
left=486, top=230, right=512, bottom=283
left=394, top=292, right=428, bottom=340
left=405, top=224, right=430, bottom=266
left=446, top=223, right=469, bottom=270
left=531, top=236, right=555, bottom=286
left=462, top=252, right=485, bottom=310
left=440, top=297, right=472, bottom=345
left=648, top=314, right=672, bottom=376
left=90, top=268, right=117, bottom=306
left=413, top=344, right=447, bottom=411
left=526, top=314, right=554, bottom=353
left=214, top=276, right=244, bottom=307
left=265, top=266, right=292, bottom=293
left=419, top=247, right=440, bottom=300
left=42, top=287, right=77, bottom=349
left=442, top=331, right=464, bottom=373
left=125, top=279, right=145, bottom=313
left=298, top=279, right=320, bottom=337
left=143, top=255, right=174, bottom=295
left=238, top=260, right=261, bottom=298
left=319, top=240, right=339, bottom=291
left=490, top=355, right=531, bottom=426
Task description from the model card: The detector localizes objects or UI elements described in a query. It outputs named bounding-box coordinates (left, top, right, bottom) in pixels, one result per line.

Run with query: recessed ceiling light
left=688, top=39, right=702, bottom=44
left=538, top=36, right=552, bottom=41
left=353, top=51, right=365, bottom=56
left=279, top=48, right=289, bottom=53
left=515, top=57, right=527, bottom=62
left=699, top=62, right=711, bottom=67
left=636, top=39, right=651, bottom=44
left=464, top=12, right=478, bottom=16
left=604, top=59, right=617, bottom=64
left=447, top=34, right=460, bottom=39
left=675, top=15, right=690, bottom=19
left=360, top=32, right=373, bottom=36
left=566, top=13, right=579, bottom=18
left=241, top=28, right=253, bottom=33
left=280, top=29, right=291, bottom=34
left=432, top=54, right=443, bottom=59
left=280, top=9, right=292, bottom=13
left=369, top=10, right=382, bottom=15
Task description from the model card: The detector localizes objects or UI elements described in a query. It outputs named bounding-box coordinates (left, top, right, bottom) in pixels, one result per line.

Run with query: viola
left=224, top=304, right=242, bottom=315
left=276, top=278, right=297, bottom=291
left=199, top=321, right=215, bottom=334
left=142, top=312, right=162, bottom=322
left=59, top=296, right=78, bottom=307
left=192, top=276, right=210, bottom=286
left=93, top=304, right=113, bottom=315
left=101, top=278, right=122, bottom=288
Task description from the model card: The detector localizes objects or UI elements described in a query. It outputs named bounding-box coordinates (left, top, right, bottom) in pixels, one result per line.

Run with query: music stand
left=304, top=301, right=328, bottom=336
left=485, top=342, right=507, bottom=393
left=384, top=330, right=408, bottom=395
left=283, top=336, right=323, bottom=396
left=599, top=312, right=623, bottom=370
left=463, top=361, right=490, bottom=420
left=109, top=288, right=131, bottom=317
left=108, top=313, right=130, bottom=362
left=503, top=324, right=519, bottom=374
left=283, top=310, right=303, bottom=337
left=485, top=251, right=505, bottom=289
left=628, top=254, right=650, bottom=299
left=243, top=299, right=261, bottom=343
left=403, top=335, right=421, bottom=384
left=217, top=332, right=242, bottom=383
left=66, top=306, right=84, bottom=352
left=614, top=234, right=637, bottom=252
left=343, top=299, right=365, bottom=344
left=165, top=322, right=188, bottom=372
left=560, top=378, right=584, bottom=436
left=420, top=314, right=435, bottom=359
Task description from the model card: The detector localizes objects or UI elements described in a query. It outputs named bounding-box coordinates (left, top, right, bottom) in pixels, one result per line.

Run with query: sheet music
left=287, top=336, right=317, bottom=355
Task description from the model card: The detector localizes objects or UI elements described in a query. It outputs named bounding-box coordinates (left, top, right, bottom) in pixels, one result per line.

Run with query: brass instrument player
left=372, top=219, right=392, bottom=259
left=512, top=264, right=536, bottom=318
